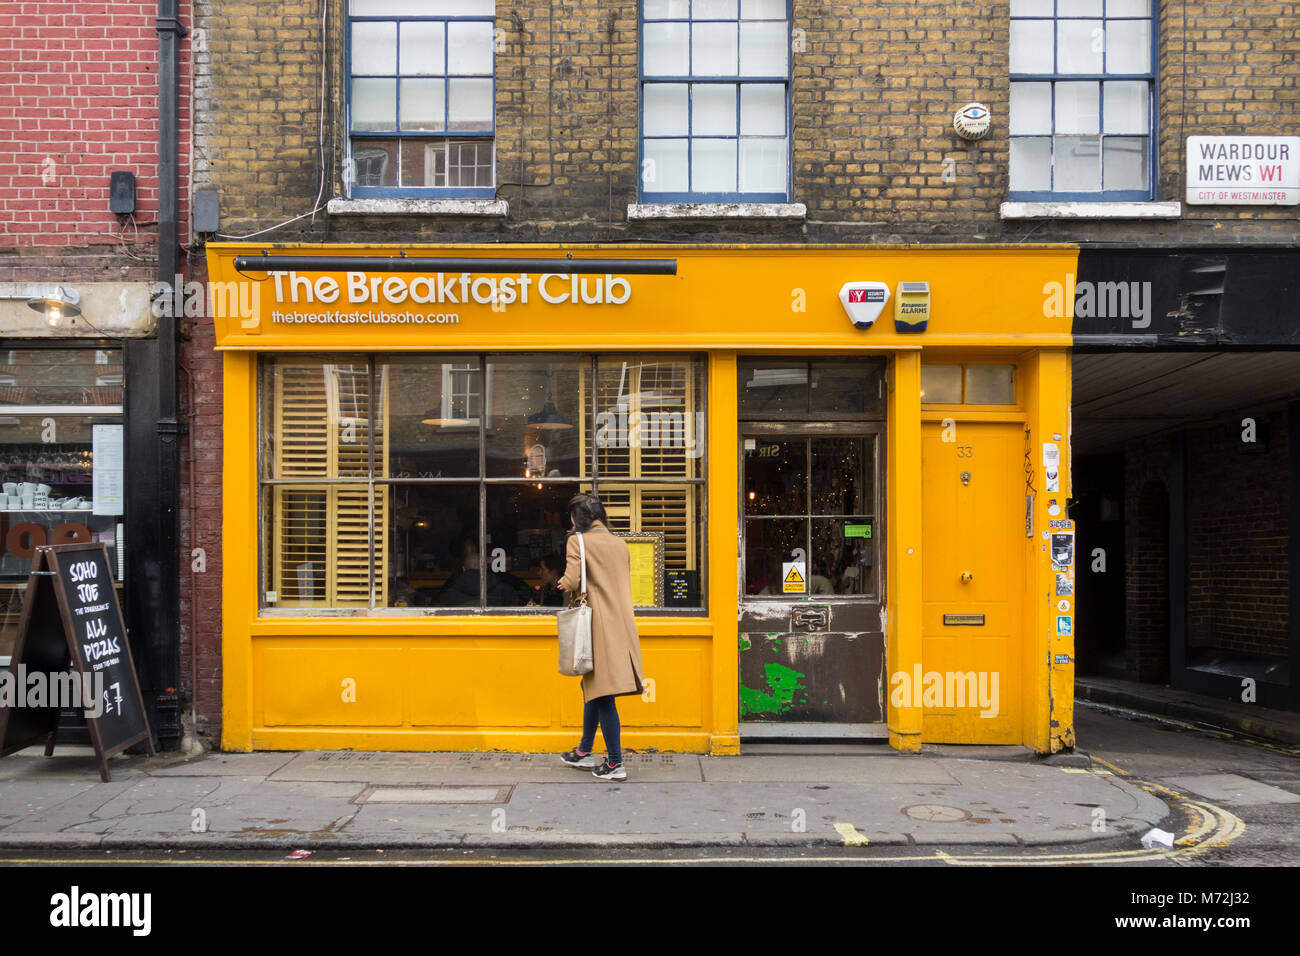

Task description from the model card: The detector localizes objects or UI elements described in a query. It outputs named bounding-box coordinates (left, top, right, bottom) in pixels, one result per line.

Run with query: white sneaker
left=560, top=748, right=597, bottom=768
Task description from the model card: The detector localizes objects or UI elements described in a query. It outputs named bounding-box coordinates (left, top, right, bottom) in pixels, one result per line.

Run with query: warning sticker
left=782, top=562, right=806, bottom=594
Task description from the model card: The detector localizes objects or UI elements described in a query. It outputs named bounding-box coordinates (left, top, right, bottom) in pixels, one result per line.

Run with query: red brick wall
left=179, top=261, right=223, bottom=741
left=1186, top=412, right=1290, bottom=658
left=0, top=2, right=213, bottom=741
left=0, top=0, right=191, bottom=248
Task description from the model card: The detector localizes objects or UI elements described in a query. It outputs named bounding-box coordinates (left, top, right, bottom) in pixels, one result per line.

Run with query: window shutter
left=273, top=363, right=329, bottom=479
left=269, top=360, right=386, bottom=608
left=636, top=486, right=693, bottom=573
left=273, top=489, right=327, bottom=603
left=581, top=359, right=699, bottom=581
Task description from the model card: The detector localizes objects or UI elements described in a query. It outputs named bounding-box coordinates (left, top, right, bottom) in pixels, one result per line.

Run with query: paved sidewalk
left=0, top=744, right=1170, bottom=850
left=1076, top=677, right=1300, bottom=748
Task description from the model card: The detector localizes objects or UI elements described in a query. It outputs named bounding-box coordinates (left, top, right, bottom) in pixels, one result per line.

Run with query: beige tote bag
left=556, top=533, right=594, bottom=676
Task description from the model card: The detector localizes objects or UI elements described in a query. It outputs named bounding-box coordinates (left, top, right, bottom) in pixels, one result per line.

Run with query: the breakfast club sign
left=262, top=270, right=633, bottom=328
left=1186, top=136, right=1300, bottom=206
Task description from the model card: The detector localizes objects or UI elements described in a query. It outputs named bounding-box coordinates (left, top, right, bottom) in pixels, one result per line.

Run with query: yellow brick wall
left=192, top=1, right=1300, bottom=244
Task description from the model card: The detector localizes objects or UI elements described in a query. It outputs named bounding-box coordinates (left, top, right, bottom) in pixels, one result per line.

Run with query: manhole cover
left=902, top=803, right=971, bottom=822
left=352, top=785, right=513, bottom=805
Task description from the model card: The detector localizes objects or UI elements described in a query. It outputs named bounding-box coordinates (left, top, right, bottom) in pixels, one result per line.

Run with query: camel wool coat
left=559, top=521, right=645, bottom=702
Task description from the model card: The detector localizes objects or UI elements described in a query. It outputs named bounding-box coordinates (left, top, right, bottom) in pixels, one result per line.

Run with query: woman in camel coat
left=557, top=492, right=644, bottom=780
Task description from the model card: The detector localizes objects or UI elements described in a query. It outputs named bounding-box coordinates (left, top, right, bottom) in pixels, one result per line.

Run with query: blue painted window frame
left=1008, top=1, right=1157, bottom=202
left=346, top=3, right=496, bottom=199
left=638, top=0, right=793, bottom=204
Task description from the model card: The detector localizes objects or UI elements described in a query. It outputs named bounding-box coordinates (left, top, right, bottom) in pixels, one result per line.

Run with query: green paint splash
left=740, top=663, right=808, bottom=718
left=739, top=634, right=752, bottom=651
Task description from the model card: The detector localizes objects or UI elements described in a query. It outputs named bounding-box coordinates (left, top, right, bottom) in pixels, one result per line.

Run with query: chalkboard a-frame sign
left=0, top=543, right=153, bottom=781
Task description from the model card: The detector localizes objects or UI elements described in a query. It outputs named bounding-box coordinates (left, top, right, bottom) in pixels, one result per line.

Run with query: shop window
left=1009, top=0, right=1154, bottom=200
left=740, top=359, right=885, bottom=419
left=921, top=364, right=1016, bottom=405
left=259, top=354, right=706, bottom=613
left=0, top=349, right=126, bottom=662
left=739, top=359, right=884, bottom=600
left=640, top=0, right=790, bottom=202
left=347, top=0, right=496, bottom=197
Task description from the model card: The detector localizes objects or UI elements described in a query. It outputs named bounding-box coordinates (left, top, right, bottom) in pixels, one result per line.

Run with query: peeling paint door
left=738, top=427, right=885, bottom=724
left=919, top=422, right=1024, bottom=743
left=737, top=359, right=888, bottom=728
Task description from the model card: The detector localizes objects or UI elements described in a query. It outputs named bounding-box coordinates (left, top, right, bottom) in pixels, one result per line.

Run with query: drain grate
left=352, top=785, right=513, bottom=805
left=901, top=803, right=971, bottom=823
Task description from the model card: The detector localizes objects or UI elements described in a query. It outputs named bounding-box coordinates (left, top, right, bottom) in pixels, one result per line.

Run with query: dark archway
left=1073, top=453, right=1126, bottom=676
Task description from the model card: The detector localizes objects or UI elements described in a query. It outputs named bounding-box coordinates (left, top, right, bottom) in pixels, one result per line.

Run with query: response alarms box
left=894, top=281, right=931, bottom=333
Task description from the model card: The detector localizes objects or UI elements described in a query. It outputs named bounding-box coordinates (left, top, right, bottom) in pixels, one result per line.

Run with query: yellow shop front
left=208, top=243, right=1078, bottom=755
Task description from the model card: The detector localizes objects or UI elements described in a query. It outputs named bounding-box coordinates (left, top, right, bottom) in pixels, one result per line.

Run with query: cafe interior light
left=526, top=399, right=572, bottom=430
left=421, top=408, right=475, bottom=426
left=527, top=367, right=572, bottom=430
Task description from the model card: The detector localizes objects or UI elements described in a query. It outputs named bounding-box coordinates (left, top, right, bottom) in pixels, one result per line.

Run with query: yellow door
left=919, top=422, right=1023, bottom=743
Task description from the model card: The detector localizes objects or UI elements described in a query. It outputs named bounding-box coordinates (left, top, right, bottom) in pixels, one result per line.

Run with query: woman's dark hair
left=568, top=492, right=608, bottom=532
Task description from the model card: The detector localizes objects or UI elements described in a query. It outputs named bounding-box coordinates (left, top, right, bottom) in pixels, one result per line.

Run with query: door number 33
left=955, top=445, right=974, bottom=458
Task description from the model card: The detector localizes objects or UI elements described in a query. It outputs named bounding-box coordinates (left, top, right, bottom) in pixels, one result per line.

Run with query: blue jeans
left=578, top=694, right=621, bottom=765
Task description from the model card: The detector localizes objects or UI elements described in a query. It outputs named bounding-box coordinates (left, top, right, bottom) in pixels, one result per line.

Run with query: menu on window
left=620, top=533, right=664, bottom=608
left=92, top=424, right=123, bottom=516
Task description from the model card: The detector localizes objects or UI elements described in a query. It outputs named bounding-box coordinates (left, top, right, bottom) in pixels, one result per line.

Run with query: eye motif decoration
left=953, top=102, right=992, bottom=141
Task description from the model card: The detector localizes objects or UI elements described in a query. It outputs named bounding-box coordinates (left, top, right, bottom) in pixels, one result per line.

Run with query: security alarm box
left=894, top=281, right=930, bottom=333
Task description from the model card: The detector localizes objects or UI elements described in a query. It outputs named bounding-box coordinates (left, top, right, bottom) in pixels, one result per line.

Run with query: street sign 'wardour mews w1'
left=1186, top=136, right=1300, bottom=205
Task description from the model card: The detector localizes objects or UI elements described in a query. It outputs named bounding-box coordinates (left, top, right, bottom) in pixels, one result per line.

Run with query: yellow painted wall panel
left=557, top=647, right=706, bottom=728
left=407, top=647, right=555, bottom=727
left=262, top=648, right=405, bottom=726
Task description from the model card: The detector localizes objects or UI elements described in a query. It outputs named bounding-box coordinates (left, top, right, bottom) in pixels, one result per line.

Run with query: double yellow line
left=0, top=760, right=1245, bottom=866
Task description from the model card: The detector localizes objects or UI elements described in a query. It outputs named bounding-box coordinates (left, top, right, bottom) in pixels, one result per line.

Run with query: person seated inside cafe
left=437, top=538, right=531, bottom=607
left=531, top=551, right=567, bottom=607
